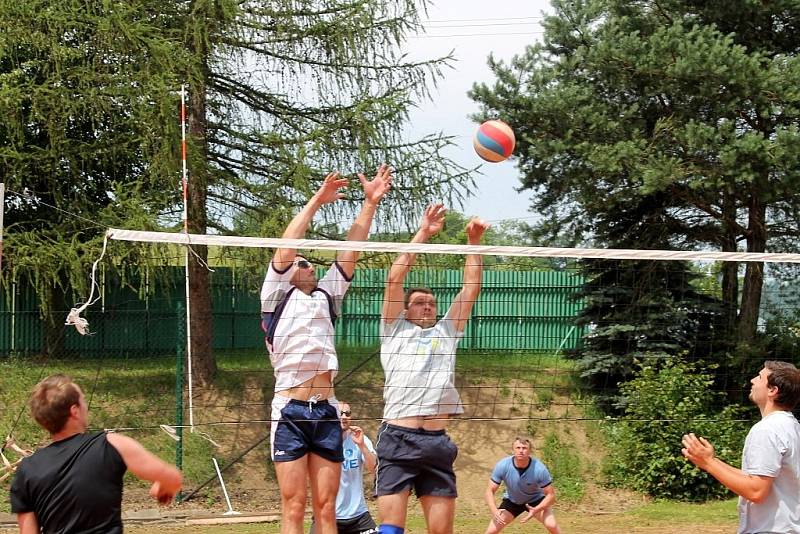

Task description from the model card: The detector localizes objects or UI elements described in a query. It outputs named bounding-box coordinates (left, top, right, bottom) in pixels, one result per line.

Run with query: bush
left=603, top=359, right=750, bottom=501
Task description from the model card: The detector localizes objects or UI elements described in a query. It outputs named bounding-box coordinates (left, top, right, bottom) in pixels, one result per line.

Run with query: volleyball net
left=3, top=228, right=800, bottom=506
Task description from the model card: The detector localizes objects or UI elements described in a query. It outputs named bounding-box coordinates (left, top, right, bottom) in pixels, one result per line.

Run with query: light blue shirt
left=491, top=455, right=552, bottom=505
left=336, top=433, right=375, bottom=520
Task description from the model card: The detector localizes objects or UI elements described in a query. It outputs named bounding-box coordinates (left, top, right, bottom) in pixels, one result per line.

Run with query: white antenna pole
left=180, top=85, right=194, bottom=431
left=212, top=458, right=241, bottom=516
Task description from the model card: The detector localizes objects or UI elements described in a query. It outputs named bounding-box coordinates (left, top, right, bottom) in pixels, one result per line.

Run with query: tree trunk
left=738, top=195, right=767, bottom=343
left=719, top=191, right=738, bottom=337
left=42, top=283, right=66, bottom=358
left=185, top=42, right=216, bottom=384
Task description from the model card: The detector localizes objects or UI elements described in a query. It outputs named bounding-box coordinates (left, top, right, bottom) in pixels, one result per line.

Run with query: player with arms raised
left=375, top=204, right=489, bottom=534
left=260, top=166, right=391, bottom=534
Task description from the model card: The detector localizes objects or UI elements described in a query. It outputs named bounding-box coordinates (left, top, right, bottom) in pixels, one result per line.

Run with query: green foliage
left=603, top=360, right=749, bottom=500
left=470, top=0, right=800, bottom=344
left=540, top=431, right=585, bottom=503
left=570, top=255, right=727, bottom=411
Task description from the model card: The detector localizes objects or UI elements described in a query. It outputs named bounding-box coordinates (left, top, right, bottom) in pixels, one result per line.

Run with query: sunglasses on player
left=294, top=259, right=312, bottom=269
left=340, top=410, right=351, bottom=416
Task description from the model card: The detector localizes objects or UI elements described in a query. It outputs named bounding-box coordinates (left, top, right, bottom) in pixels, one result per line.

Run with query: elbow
left=747, top=489, right=769, bottom=504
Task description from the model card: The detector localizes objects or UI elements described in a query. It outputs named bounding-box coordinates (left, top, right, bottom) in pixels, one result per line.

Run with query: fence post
left=174, top=301, right=185, bottom=496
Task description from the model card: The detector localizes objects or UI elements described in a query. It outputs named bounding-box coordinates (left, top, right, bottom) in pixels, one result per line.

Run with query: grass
left=628, top=497, right=738, bottom=523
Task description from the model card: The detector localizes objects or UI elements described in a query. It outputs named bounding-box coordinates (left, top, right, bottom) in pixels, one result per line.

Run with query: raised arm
left=681, top=433, right=774, bottom=503
left=272, top=171, right=349, bottom=271
left=106, top=433, right=183, bottom=504
left=336, top=164, right=392, bottom=278
left=382, top=204, right=446, bottom=324
left=448, top=218, right=489, bottom=332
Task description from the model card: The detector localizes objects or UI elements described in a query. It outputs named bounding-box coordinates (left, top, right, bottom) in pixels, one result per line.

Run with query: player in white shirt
left=260, top=166, right=391, bottom=534
left=375, top=204, right=489, bottom=534
left=682, top=360, right=800, bottom=534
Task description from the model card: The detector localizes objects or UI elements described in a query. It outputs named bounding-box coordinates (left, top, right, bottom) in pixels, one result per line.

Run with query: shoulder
left=533, top=458, right=552, bottom=478
left=493, top=456, right=511, bottom=472
left=105, top=431, right=139, bottom=460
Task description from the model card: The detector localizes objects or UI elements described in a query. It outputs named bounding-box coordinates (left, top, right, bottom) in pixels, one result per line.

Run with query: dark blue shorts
left=309, top=511, right=377, bottom=534
left=375, top=423, right=458, bottom=498
left=499, top=495, right=546, bottom=517
left=270, top=397, right=343, bottom=463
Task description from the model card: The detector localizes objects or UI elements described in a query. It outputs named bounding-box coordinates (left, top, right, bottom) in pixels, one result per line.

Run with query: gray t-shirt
left=380, top=306, right=465, bottom=420
left=738, top=410, right=800, bottom=534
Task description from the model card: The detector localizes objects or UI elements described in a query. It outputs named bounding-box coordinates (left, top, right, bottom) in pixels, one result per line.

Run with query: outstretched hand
left=519, top=503, right=539, bottom=524
left=681, top=432, right=716, bottom=469
left=420, top=204, right=446, bottom=237
left=465, top=218, right=490, bottom=244
left=359, top=163, right=393, bottom=205
left=314, top=171, right=349, bottom=205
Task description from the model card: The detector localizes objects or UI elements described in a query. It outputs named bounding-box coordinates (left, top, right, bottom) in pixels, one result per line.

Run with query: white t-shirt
left=337, top=432, right=375, bottom=520
left=260, top=261, right=351, bottom=392
left=738, top=410, right=800, bottom=534
left=380, top=306, right=465, bottom=420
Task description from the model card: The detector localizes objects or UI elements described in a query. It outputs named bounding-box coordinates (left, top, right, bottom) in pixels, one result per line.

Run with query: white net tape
left=108, top=228, right=800, bottom=263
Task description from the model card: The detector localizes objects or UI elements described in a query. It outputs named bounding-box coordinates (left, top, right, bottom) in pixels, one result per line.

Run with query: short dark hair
left=765, top=361, right=800, bottom=410
left=29, top=374, right=81, bottom=434
left=404, top=287, right=434, bottom=308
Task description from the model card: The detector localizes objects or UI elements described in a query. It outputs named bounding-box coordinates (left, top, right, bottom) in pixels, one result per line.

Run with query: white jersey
left=260, top=261, right=351, bottom=392
left=380, top=306, right=465, bottom=420
left=738, top=410, right=800, bottom=534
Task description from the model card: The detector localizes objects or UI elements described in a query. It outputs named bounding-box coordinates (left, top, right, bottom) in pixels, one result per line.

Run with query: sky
left=402, top=0, right=553, bottom=224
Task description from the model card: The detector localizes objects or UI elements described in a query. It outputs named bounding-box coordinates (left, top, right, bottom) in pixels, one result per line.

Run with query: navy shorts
left=375, top=423, right=458, bottom=498
left=270, top=396, right=343, bottom=463
left=309, top=511, right=377, bottom=534
left=499, top=495, right=546, bottom=517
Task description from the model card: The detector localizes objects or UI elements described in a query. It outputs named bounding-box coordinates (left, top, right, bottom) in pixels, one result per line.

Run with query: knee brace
left=378, top=525, right=404, bottom=534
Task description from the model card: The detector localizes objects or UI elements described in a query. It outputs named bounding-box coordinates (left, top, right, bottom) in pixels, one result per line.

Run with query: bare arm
left=336, top=164, right=393, bottom=278
left=272, top=172, right=349, bottom=271
left=682, top=433, right=774, bottom=503
left=106, top=433, right=183, bottom=504
left=448, top=218, right=489, bottom=332
left=16, top=512, right=38, bottom=534
left=382, top=204, right=446, bottom=324
left=485, top=479, right=511, bottom=527
left=349, top=426, right=377, bottom=473
left=484, top=479, right=501, bottom=514
left=520, top=484, right=557, bottom=524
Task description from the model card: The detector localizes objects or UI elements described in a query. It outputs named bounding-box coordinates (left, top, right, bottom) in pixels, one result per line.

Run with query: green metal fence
left=0, top=267, right=584, bottom=356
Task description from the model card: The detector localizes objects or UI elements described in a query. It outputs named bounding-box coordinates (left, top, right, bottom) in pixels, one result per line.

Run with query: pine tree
left=470, top=0, right=800, bottom=372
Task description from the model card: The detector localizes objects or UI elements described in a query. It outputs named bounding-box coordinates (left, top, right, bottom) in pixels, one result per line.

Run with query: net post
left=174, top=301, right=185, bottom=501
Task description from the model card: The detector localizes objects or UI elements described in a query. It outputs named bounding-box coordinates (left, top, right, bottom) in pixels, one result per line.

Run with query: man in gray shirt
left=682, top=360, right=800, bottom=533
left=375, top=204, right=489, bottom=534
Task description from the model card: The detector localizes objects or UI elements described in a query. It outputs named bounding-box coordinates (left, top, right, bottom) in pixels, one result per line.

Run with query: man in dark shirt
left=10, top=374, right=182, bottom=534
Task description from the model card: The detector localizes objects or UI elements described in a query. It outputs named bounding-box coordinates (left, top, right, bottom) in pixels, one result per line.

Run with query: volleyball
left=473, top=120, right=515, bottom=162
